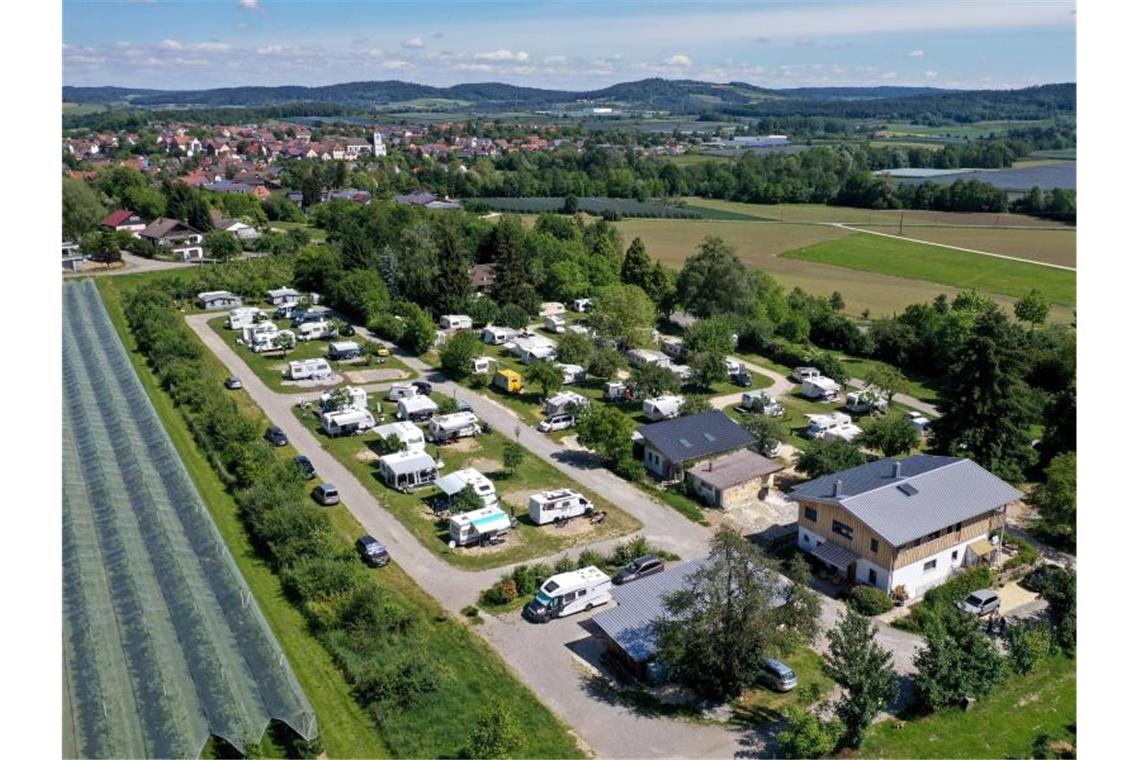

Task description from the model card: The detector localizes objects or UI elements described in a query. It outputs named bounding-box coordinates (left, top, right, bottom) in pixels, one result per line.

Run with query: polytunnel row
left=62, top=281, right=317, bottom=758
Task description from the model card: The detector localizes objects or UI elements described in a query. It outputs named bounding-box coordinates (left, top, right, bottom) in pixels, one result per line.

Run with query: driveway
left=63, top=252, right=198, bottom=277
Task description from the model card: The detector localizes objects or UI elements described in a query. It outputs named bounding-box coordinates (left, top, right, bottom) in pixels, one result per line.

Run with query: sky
left=62, top=1, right=1076, bottom=91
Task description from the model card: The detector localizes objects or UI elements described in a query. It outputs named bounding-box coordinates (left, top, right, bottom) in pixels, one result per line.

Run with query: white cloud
left=667, top=53, right=693, bottom=67
left=455, top=62, right=494, bottom=72
left=381, top=60, right=413, bottom=70
left=189, top=41, right=231, bottom=52
left=924, top=70, right=939, bottom=78
left=543, top=55, right=569, bottom=65
left=257, top=45, right=286, bottom=55
left=474, top=49, right=529, bottom=62
left=881, top=70, right=899, bottom=79
left=908, top=48, right=925, bottom=58
left=402, top=36, right=425, bottom=49
left=238, top=0, right=259, bottom=10
left=160, top=39, right=182, bottom=50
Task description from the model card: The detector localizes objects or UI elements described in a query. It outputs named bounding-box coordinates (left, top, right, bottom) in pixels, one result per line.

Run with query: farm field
left=473, top=196, right=701, bottom=218
left=857, top=655, right=1075, bottom=758
left=63, top=280, right=318, bottom=758
left=874, top=226, right=1076, bottom=268
left=781, top=232, right=1076, bottom=306
left=879, top=118, right=1060, bottom=139
left=292, top=408, right=641, bottom=570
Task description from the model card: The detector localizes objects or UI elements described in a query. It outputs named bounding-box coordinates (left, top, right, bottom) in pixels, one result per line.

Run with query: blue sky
left=63, top=1, right=1076, bottom=90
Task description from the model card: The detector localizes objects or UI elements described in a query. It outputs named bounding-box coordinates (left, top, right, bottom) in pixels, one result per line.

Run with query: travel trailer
left=805, top=412, right=854, bottom=439
left=845, top=389, right=888, bottom=414
left=297, top=320, right=333, bottom=341
left=792, top=366, right=820, bottom=382
left=741, top=390, right=784, bottom=416
left=482, top=325, right=518, bottom=345
left=626, top=348, right=671, bottom=369
left=374, top=421, right=426, bottom=452
left=440, top=314, right=473, bottom=330
left=544, top=314, right=567, bottom=333
left=396, top=395, right=439, bottom=422
left=604, top=381, right=633, bottom=402
left=436, top=468, right=499, bottom=509
left=320, top=386, right=368, bottom=413
left=643, top=395, right=684, bottom=422
left=426, top=412, right=483, bottom=443
left=908, top=410, right=932, bottom=436
left=493, top=369, right=524, bottom=394
left=544, top=391, right=588, bottom=417
left=555, top=363, right=587, bottom=385
left=448, top=506, right=512, bottom=548
left=226, top=306, right=265, bottom=329
left=528, top=489, right=595, bottom=525
left=523, top=567, right=613, bottom=623
left=377, top=449, right=440, bottom=490
left=802, top=375, right=842, bottom=401
left=472, top=356, right=494, bottom=374
left=251, top=329, right=292, bottom=354
left=659, top=336, right=684, bottom=359
left=572, top=298, right=592, bottom=313
left=241, top=321, right=278, bottom=345
left=387, top=383, right=419, bottom=401
left=287, top=358, right=333, bottom=381
left=320, top=408, right=376, bottom=437
left=328, top=340, right=362, bottom=361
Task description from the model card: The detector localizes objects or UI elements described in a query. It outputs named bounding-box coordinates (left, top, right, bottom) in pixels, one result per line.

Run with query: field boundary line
left=831, top=223, right=1077, bottom=272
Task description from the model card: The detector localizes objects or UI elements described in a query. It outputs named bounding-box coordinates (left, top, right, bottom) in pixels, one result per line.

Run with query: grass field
left=292, top=407, right=641, bottom=570
left=857, top=655, right=1076, bottom=758
left=97, top=275, right=585, bottom=758
left=732, top=647, right=833, bottom=724
left=875, top=226, right=1076, bottom=268
left=781, top=233, right=1076, bottom=306
left=880, top=119, right=1060, bottom=139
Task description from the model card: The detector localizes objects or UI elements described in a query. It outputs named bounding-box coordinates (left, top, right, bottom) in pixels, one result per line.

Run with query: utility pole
left=898, top=210, right=904, bottom=236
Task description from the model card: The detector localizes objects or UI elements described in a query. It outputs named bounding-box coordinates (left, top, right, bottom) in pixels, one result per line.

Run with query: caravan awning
left=812, top=541, right=858, bottom=569
left=968, top=538, right=996, bottom=558
left=435, top=471, right=472, bottom=497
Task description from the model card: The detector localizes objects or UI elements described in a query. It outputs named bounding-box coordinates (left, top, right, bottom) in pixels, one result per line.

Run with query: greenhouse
left=62, top=280, right=317, bottom=758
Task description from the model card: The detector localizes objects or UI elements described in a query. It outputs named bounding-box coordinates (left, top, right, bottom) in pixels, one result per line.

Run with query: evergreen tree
left=489, top=214, right=532, bottom=308
left=434, top=220, right=473, bottom=315
left=823, top=608, right=899, bottom=748
left=621, top=237, right=653, bottom=289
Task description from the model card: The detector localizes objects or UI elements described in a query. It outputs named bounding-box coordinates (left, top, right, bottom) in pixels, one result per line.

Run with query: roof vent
left=832, top=479, right=843, bottom=497
left=897, top=483, right=918, bottom=497
left=679, top=438, right=693, bottom=449
left=703, top=432, right=716, bottom=442
left=893, top=460, right=903, bottom=479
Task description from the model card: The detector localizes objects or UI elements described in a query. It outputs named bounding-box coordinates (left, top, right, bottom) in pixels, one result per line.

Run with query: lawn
left=96, top=279, right=390, bottom=759
left=731, top=647, right=834, bottom=725
left=97, top=275, right=584, bottom=759
left=207, top=315, right=415, bottom=393
left=857, top=655, right=1076, bottom=758
left=781, top=232, right=1076, bottom=307
left=877, top=226, right=1076, bottom=269
left=292, top=406, right=641, bottom=570
left=269, top=220, right=328, bottom=243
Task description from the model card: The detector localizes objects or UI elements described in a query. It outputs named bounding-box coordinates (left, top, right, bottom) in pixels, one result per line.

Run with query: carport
left=811, top=541, right=858, bottom=581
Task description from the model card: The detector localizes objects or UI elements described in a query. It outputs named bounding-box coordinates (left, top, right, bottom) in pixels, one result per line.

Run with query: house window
left=868, top=568, right=878, bottom=586
left=804, top=507, right=818, bottom=523
left=923, top=559, right=937, bottom=572
left=832, top=520, right=854, bottom=540
left=870, top=539, right=879, bottom=554
left=927, top=530, right=941, bottom=541
left=954, top=522, right=962, bottom=532
left=952, top=550, right=959, bottom=561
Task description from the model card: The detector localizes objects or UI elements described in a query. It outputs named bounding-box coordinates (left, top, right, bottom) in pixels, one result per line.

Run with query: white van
left=523, top=567, right=612, bottom=623
left=528, top=489, right=595, bottom=525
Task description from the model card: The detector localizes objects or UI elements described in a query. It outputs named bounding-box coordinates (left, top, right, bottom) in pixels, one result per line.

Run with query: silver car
left=958, top=588, right=1001, bottom=616
left=759, top=658, right=798, bottom=692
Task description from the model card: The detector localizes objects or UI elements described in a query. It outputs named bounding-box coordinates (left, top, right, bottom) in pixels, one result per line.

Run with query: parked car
left=374, top=345, right=391, bottom=357
left=957, top=588, right=1001, bottom=616
left=457, top=400, right=473, bottom=413
left=412, top=380, right=433, bottom=395
left=356, top=535, right=390, bottom=567
left=612, top=555, right=666, bottom=584
left=762, top=440, right=781, bottom=458
left=314, top=482, right=340, bottom=506
left=274, top=305, right=293, bottom=319
left=730, top=370, right=752, bottom=388
left=265, top=426, right=288, bottom=446
left=224, top=375, right=243, bottom=390
left=759, top=658, right=798, bottom=692
left=341, top=324, right=356, bottom=336
left=538, top=413, right=575, bottom=433
left=293, top=455, right=316, bottom=480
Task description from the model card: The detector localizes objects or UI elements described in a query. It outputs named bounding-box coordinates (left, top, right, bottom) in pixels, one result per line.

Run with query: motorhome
left=528, top=489, right=595, bottom=525
left=320, top=385, right=368, bottom=413
left=241, top=321, right=278, bottom=345
left=287, top=358, right=333, bottom=381
left=845, top=389, right=888, bottom=414
left=792, top=366, right=820, bottom=382
left=544, top=391, right=588, bottom=417
left=427, top=412, right=483, bottom=443
left=805, top=412, right=854, bottom=439
left=544, top=314, right=567, bottom=333
left=643, top=395, right=684, bottom=422
left=377, top=449, right=440, bottom=490
left=512, top=335, right=557, bottom=364
left=626, top=348, right=671, bottom=369
left=572, top=297, right=591, bottom=313
left=659, top=336, right=684, bottom=360
left=436, top=468, right=499, bottom=509
left=741, top=390, right=784, bottom=416
left=604, top=381, right=632, bottom=402
left=493, top=369, right=524, bottom=394
left=448, top=506, right=512, bottom=548
left=396, top=395, right=439, bottom=422
left=328, top=340, right=362, bottom=361
left=822, top=421, right=863, bottom=443
left=481, top=325, right=518, bottom=345
left=297, top=320, right=333, bottom=341
left=908, top=410, right=932, bottom=436
left=387, top=383, right=419, bottom=401
left=320, top=408, right=376, bottom=437
left=439, top=314, right=473, bottom=330
left=802, top=375, right=842, bottom=401
left=226, top=306, right=265, bottom=329
left=375, top=420, right=426, bottom=451
left=523, top=567, right=613, bottom=623
left=251, top=329, right=292, bottom=354
left=555, top=363, right=587, bottom=385
left=724, top=357, right=746, bottom=376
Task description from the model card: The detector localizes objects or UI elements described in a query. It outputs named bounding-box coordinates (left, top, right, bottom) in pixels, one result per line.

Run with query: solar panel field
left=62, top=280, right=317, bottom=757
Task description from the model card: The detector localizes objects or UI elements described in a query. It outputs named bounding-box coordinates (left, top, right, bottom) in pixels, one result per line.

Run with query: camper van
left=604, top=381, right=632, bottom=402
left=321, top=408, right=376, bottom=437
left=528, top=489, right=595, bottom=525
left=802, top=375, right=841, bottom=401
left=482, top=325, right=518, bottom=345
left=377, top=449, right=440, bottom=490
left=287, top=358, right=333, bottom=381
left=908, top=410, right=932, bottom=436
left=643, top=395, right=684, bottom=422
left=374, top=421, right=426, bottom=452
left=845, top=389, right=888, bottom=414
left=741, top=390, right=784, bottom=416
left=427, top=412, right=483, bottom=443
left=436, top=468, right=499, bottom=509
left=328, top=340, right=362, bottom=361
left=448, top=506, right=512, bottom=547
left=320, top=385, right=368, bottom=413
left=523, top=567, right=613, bottom=623
left=227, top=306, right=265, bottom=330
left=387, top=383, right=419, bottom=401
left=297, top=320, right=333, bottom=341
left=792, top=366, right=821, bottom=382
left=544, top=314, right=567, bottom=333
left=439, top=314, right=473, bottom=331
left=555, top=363, right=587, bottom=385
left=805, top=412, right=854, bottom=439
left=493, top=369, right=524, bottom=394
left=396, top=395, right=438, bottom=422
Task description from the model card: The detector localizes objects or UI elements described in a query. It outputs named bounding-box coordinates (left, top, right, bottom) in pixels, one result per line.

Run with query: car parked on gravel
left=265, top=426, right=288, bottom=446
left=958, top=588, right=1001, bottom=616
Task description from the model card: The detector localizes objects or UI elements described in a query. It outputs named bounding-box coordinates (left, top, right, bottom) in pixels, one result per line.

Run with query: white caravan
left=806, top=412, right=854, bottom=439
left=387, top=383, right=419, bottom=401
left=643, top=394, right=684, bottom=422
left=377, top=449, right=440, bottom=490
left=374, top=421, right=426, bottom=452
left=472, top=356, right=495, bottom=375
left=659, top=336, right=684, bottom=359
left=845, top=389, right=888, bottom=414
left=395, top=394, right=438, bottom=422
left=802, top=375, right=842, bottom=401
left=908, top=410, right=932, bottom=436
left=437, top=468, right=499, bottom=509
left=287, top=358, right=333, bottom=381
left=426, top=412, right=483, bottom=443
left=523, top=567, right=613, bottom=623
left=251, top=329, right=293, bottom=354
left=572, top=298, right=592, bottom=312
left=297, top=320, right=333, bottom=341
left=241, top=321, right=278, bottom=345
left=792, top=366, right=821, bottom=382
left=448, top=506, right=512, bottom=548
left=439, top=314, right=474, bottom=330
left=544, top=391, right=588, bottom=417
left=741, top=390, right=784, bottom=416
left=544, top=314, right=567, bottom=333
left=227, top=306, right=265, bottom=329
left=528, top=489, right=595, bottom=525
left=482, top=325, right=518, bottom=345
left=555, top=363, right=587, bottom=385
left=320, top=408, right=376, bottom=437
left=320, top=385, right=368, bottom=413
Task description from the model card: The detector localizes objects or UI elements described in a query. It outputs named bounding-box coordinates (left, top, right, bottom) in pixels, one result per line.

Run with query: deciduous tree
left=525, top=361, right=564, bottom=398
left=823, top=608, right=899, bottom=747
left=858, top=413, right=921, bottom=457
left=795, top=440, right=866, bottom=480
left=675, top=236, right=755, bottom=318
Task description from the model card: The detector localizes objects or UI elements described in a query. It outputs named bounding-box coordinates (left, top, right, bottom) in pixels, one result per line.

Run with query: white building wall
left=855, top=557, right=891, bottom=591
left=888, top=536, right=973, bottom=599
left=798, top=524, right=826, bottom=551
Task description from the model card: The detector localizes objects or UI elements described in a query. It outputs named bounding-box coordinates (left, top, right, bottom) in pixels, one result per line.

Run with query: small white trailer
left=472, top=356, right=495, bottom=374
left=328, top=340, right=362, bottom=361
left=523, top=567, right=612, bottom=622
left=643, top=395, right=684, bottom=422
left=387, top=383, right=419, bottom=401
left=555, top=363, right=587, bottom=385
left=440, top=314, right=473, bottom=330
left=802, top=375, right=841, bottom=401
left=320, top=408, right=376, bottom=437
left=908, top=410, right=932, bottom=436
left=437, top=468, right=499, bottom=509
left=448, top=506, right=512, bottom=548
left=251, top=328, right=293, bottom=353
left=396, top=394, right=439, bottom=422
left=659, top=336, right=684, bottom=359
left=806, top=411, right=854, bottom=439
left=528, top=489, right=595, bottom=525
left=297, top=320, right=333, bottom=341
left=482, top=325, right=518, bottom=345
left=226, top=306, right=265, bottom=329
left=845, top=389, right=888, bottom=414
left=626, top=348, right=671, bottom=369
left=377, top=449, right=440, bottom=490
left=426, top=411, right=482, bottom=443
left=571, top=297, right=591, bottom=313
left=668, top=364, right=692, bottom=383
left=544, top=314, right=567, bottom=333
left=723, top=356, right=746, bottom=376
left=544, top=391, right=588, bottom=417
left=792, top=366, right=821, bottom=382
left=740, top=390, right=784, bottom=416
left=603, top=381, right=632, bottom=402
left=375, top=421, right=426, bottom=452
left=287, top=358, right=333, bottom=381
left=320, top=385, right=368, bottom=413
left=241, top=321, right=279, bottom=345
left=822, top=422, right=863, bottom=443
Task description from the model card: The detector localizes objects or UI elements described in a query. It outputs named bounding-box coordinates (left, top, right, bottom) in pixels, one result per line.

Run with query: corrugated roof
left=789, top=455, right=1023, bottom=546
left=686, top=449, right=783, bottom=489
left=637, top=410, right=755, bottom=465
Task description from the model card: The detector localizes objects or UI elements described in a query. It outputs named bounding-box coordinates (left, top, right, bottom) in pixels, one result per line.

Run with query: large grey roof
left=593, top=557, right=787, bottom=664
left=789, top=455, right=1023, bottom=546
left=637, top=410, right=755, bottom=465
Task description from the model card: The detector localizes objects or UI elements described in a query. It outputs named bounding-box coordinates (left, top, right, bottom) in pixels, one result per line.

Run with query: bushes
left=846, top=586, right=893, bottom=616
left=1002, top=534, right=1040, bottom=571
